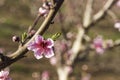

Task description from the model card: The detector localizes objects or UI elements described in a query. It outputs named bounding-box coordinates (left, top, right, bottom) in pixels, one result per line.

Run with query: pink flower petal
left=35, top=35, right=43, bottom=44
left=46, top=38, right=54, bottom=48
left=27, top=41, right=37, bottom=50
left=34, top=49, right=44, bottom=59
left=44, top=48, right=54, bottom=58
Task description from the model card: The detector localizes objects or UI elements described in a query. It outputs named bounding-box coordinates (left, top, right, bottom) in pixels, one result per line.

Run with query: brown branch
left=0, top=0, right=64, bottom=70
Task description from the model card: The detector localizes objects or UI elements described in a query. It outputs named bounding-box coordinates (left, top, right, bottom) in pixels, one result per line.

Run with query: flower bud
left=28, top=30, right=36, bottom=37
left=39, top=7, right=48, bottom=16
left=12, top=36, right=20, bottom=42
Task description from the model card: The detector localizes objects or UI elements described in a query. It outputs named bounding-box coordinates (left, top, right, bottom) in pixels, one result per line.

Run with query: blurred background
left=0, top=0, right=120, bottom=80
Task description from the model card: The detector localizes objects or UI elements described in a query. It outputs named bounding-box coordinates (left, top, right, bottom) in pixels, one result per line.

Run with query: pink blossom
left=27, top=35, right=54, bottom=59
left=0, top=69, right=11, bottom=80
left=95, top=47, right=104, bottom=54
left=93, top=36, right=104, bottom=54
left=41, top=71, right=50, bottom=80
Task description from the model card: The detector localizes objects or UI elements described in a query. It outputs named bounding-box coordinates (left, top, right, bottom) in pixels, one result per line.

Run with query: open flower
left=27, top=35, right=54, bottom=59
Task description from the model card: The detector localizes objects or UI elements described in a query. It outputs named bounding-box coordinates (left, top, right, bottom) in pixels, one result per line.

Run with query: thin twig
left=28, top=14, right=42, bottom=33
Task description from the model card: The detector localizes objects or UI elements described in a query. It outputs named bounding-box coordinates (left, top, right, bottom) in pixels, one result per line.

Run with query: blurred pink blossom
left=116, top=0, right=120, bottom=7
left=93, top=36, right=104, bottom=54
left=27, top=35, right=54, bottom=59
left=55, top=40, right=71, bottom=53
left=114, top=22, right=120, bottom=31
left=65, top=66, right=73, bottom=74
left=66, top=32, right=75, bottom=39
left=41, top=71, right=50, bottom=80
left=0, top=48, right=4, bottom=53
left=0, top=68, right=11, bottom=80
left=81, top=74, right=91, bottom=80
left=49, top=57, right=57, bottom=65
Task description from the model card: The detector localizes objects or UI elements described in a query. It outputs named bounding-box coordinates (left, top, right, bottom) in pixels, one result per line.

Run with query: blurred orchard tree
left=0, top=0, right=120, bottom=80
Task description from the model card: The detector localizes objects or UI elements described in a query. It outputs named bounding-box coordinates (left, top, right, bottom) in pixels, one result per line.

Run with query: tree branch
left=83, top=0, right=94, bottom=28
left=107, top=10, right=118, bottom=21
left=69, top=26, right=85, bottom=65
left=93, top=0, right=115, bottom=23
left=0, top=0, right=64, bottom=70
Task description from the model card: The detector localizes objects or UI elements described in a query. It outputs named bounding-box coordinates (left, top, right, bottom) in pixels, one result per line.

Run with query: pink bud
left=38, top=7, right=49, bottom=16
left=12, top=36, right=20, bottom=42
left=28, top=30, right=36, bottom=37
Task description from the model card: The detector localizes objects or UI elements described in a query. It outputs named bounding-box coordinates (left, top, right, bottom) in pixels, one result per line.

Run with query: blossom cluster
left=92, top=35, right=114, bottom=54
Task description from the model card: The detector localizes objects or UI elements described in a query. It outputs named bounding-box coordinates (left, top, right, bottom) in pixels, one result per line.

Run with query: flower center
left=41, top=41, right=48, bottom=48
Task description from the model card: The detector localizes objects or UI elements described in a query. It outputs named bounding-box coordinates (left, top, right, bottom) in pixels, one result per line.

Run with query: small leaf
left=21, top=32, right=27, bottom=42
left=51, top=33, right=61, bottom=41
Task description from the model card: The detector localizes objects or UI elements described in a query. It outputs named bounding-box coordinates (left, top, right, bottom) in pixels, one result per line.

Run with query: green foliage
left=51, top=32, right=61, bottom=41
left=21, top=32, right=27, bottom=43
